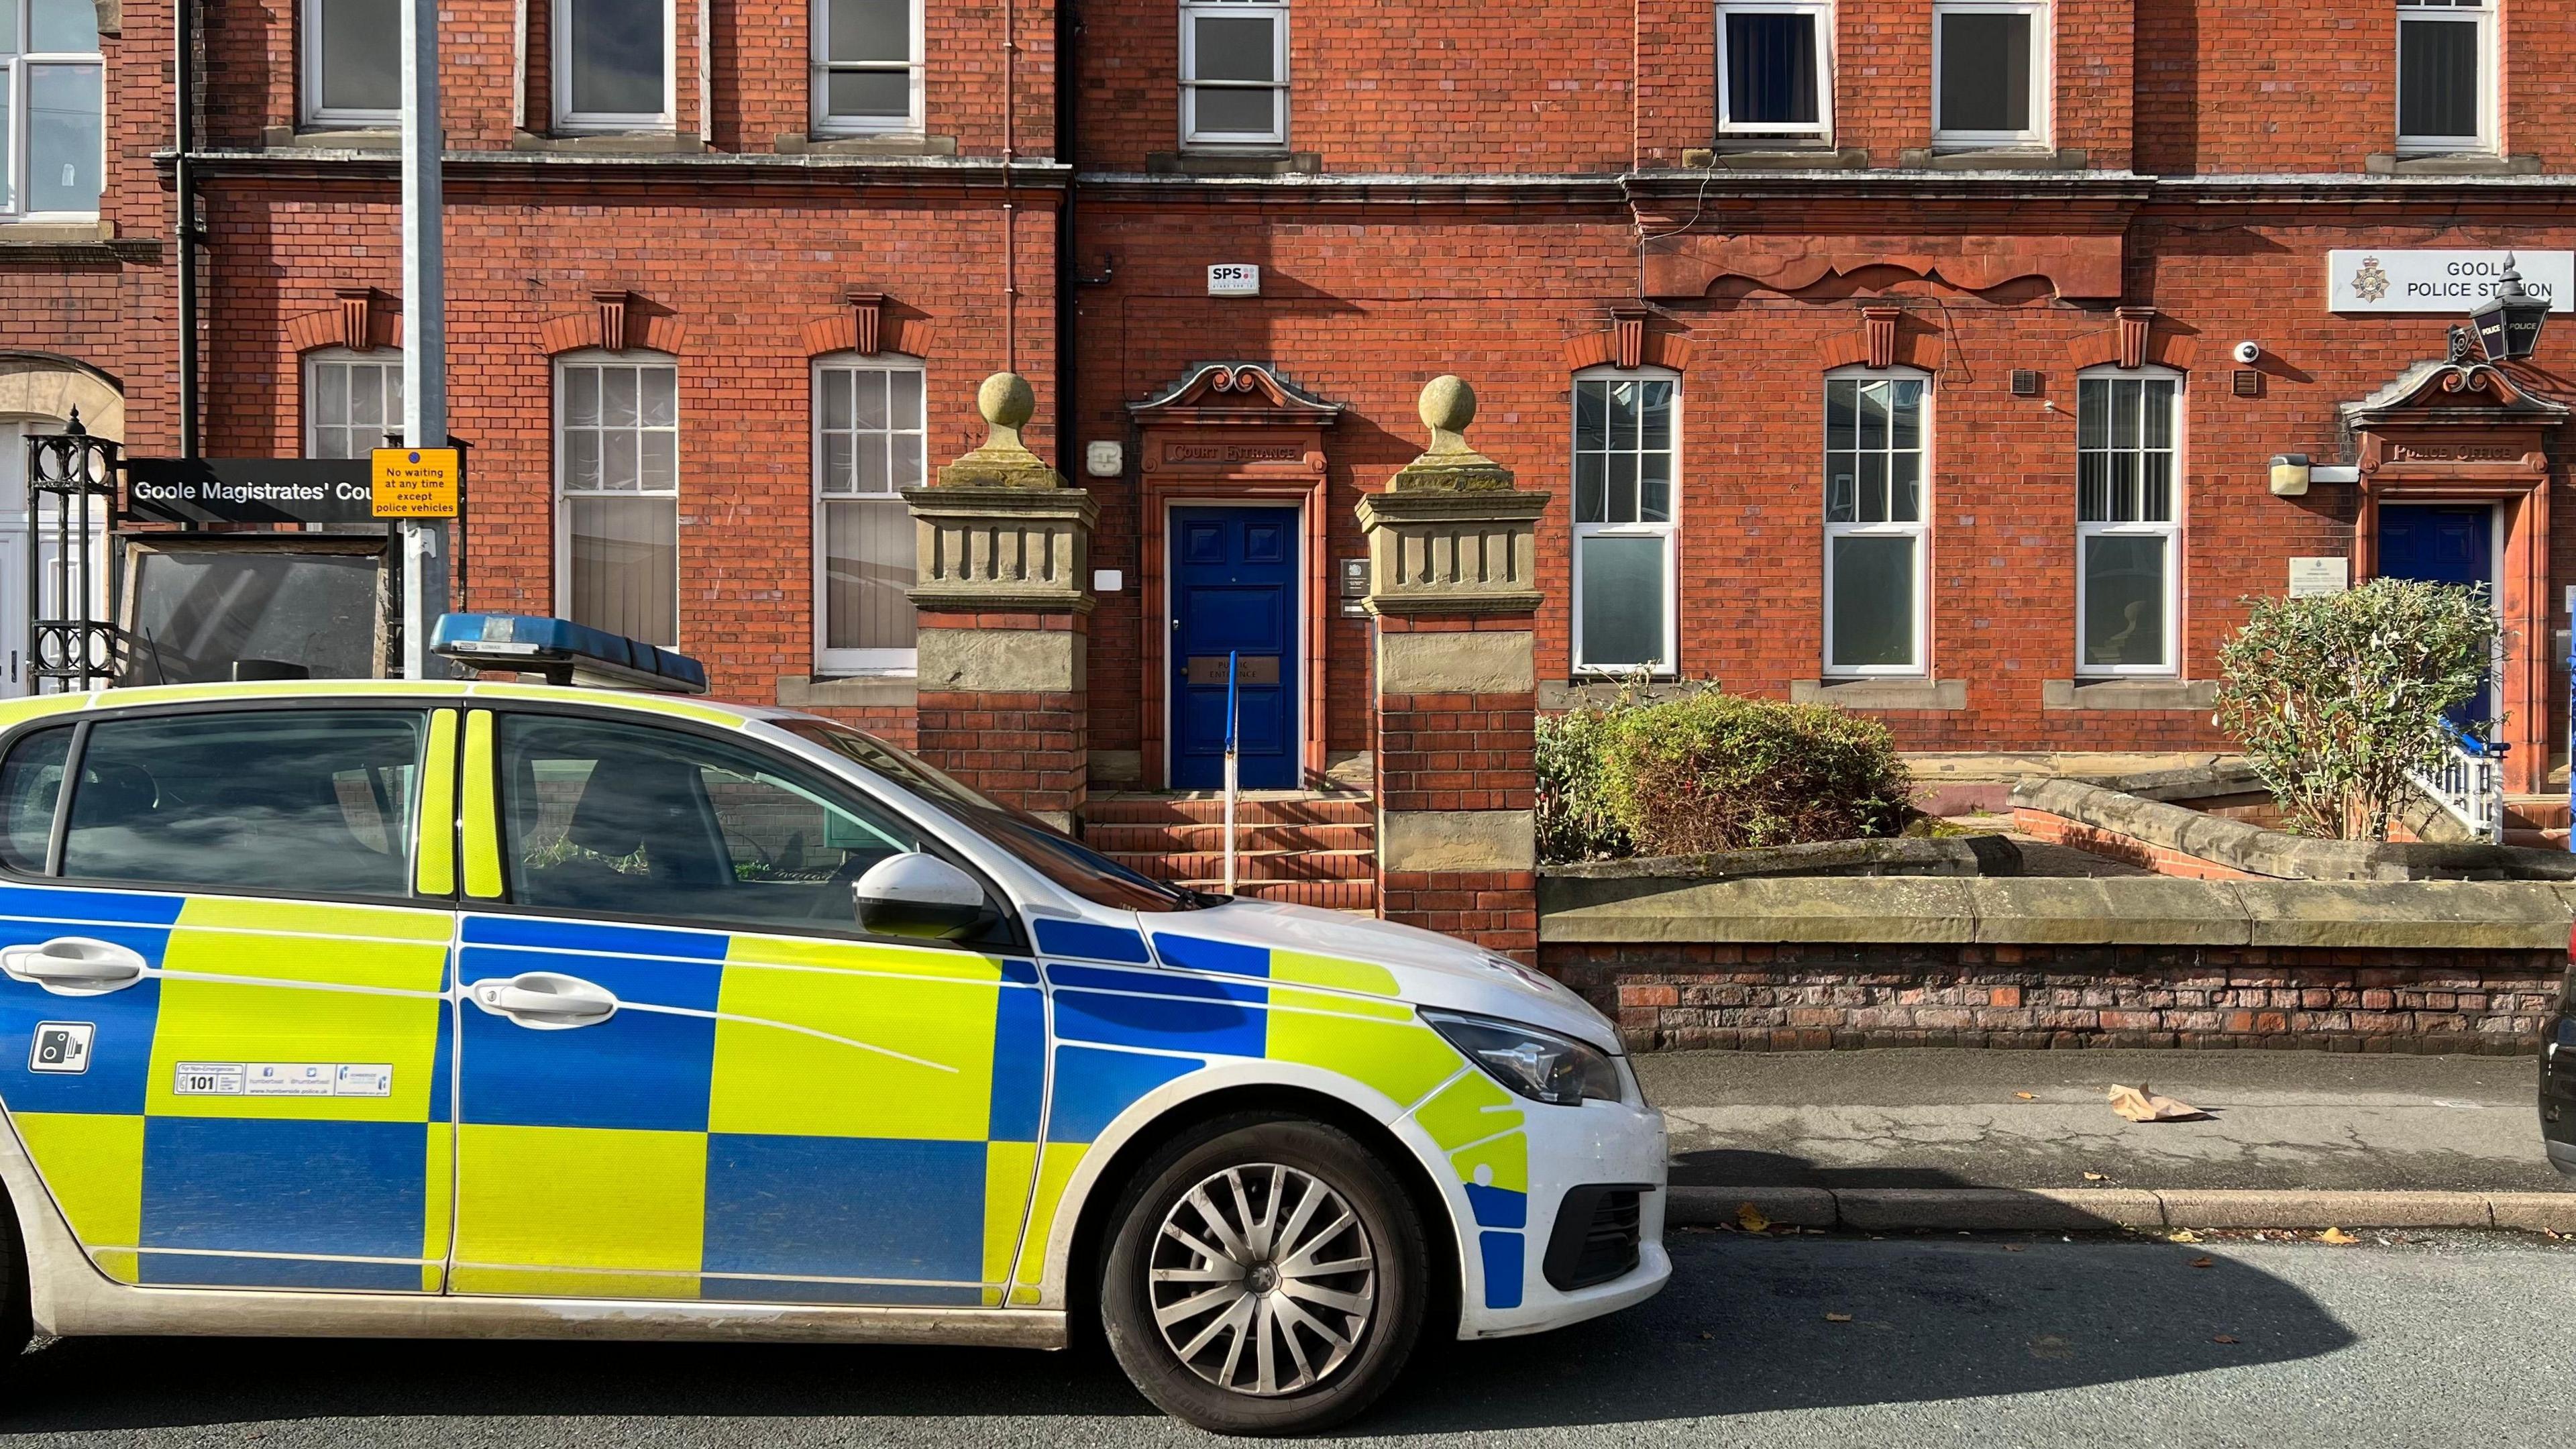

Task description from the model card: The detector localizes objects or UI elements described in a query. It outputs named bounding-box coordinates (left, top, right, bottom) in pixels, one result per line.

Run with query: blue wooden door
left=1170, top=506, right=1299, bottom=789
left=2376, top=503, right=2495, bottom=726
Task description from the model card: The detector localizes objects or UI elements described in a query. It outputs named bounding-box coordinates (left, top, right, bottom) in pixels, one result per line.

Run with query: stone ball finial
left=978, top=372, right=1036, bottom=431
left=1419, top=375, right=1476, bottom=438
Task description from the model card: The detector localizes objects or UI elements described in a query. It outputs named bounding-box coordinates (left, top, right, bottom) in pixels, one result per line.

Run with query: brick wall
left=1551, top=942, right=2565, bottom=1053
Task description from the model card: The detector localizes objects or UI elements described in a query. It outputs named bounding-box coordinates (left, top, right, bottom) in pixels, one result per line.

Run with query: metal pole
left=1223, top=649, right=1238, bottom=896
left=398, top=0, right=449, bottom=678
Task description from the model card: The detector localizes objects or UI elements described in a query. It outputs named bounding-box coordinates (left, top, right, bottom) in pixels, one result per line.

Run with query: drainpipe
left=1001, top=0, right=1018, bottom=374
left=172, top=0, right=197, bottom=455
left=1056, top=0, right=1077, bottom=444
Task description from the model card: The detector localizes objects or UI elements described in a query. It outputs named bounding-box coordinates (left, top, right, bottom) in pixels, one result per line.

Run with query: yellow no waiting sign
left=370, top=447, right=462, bottom=519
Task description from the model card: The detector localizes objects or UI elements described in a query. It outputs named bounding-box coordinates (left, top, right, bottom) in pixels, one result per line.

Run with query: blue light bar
left=430, top=614, right=710, bottom=695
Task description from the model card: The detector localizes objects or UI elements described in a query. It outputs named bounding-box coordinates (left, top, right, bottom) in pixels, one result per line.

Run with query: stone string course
left=1548, top=943, right=2564, bottom=1053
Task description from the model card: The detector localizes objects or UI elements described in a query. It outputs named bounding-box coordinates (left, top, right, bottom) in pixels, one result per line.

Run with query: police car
left=0, top=616, right=1666, bottom=1434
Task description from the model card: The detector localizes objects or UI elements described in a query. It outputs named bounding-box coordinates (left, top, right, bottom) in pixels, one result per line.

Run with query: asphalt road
left=0, top=1230, right=2568, bottom=1447
left=1642, top=1048, right=2571, bottom=1191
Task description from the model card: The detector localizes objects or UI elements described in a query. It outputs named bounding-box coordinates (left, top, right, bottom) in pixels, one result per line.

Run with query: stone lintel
left=1381, top=810, right=1538, bottom=873
left=1378, top=629, right=1535, bottom=696
left=916, top=627, right=1086, bottom=695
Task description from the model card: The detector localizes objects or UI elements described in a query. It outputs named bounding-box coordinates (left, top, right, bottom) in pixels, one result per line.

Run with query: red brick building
left=9, top=0, right=2576, bottom=925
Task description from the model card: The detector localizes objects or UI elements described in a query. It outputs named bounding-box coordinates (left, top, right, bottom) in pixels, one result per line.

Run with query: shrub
left=1536, top=690, right=1642, bottom=864
left=2212, top=578, right=2500, bottom=841
left=1595, top=692, right=1914, bottom=855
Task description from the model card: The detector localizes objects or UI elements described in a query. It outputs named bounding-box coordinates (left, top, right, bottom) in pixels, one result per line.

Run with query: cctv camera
left=2232, top=340, right=2262, bottom=365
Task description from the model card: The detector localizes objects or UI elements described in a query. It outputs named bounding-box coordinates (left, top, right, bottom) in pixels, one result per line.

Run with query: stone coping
left=1538, top=873, right=2576, bottom=951
left=1544, top=835, right=2020, bottom=881
left=2011, top=776, right=2576, bottom=881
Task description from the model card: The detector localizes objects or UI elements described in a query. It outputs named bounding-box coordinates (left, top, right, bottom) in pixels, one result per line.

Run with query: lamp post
left=2469, top=254, right=2551, bottom=363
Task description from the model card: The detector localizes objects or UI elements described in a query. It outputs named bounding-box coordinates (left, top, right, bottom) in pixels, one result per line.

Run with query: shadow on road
left=0, top=1236, right=2356, bottom=1436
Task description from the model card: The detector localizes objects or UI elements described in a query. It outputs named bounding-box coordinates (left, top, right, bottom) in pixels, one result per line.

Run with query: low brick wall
left=1550, top=943, right=2564, bottom=1053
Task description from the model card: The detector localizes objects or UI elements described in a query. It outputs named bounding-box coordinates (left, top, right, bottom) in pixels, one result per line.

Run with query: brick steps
left=1086, top=794, right=1377, bottom=912
left=2504, top=796, right=2567, bottom=851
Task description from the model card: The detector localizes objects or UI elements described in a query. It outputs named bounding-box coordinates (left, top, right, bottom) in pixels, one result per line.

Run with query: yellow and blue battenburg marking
left=1034, top=919, right=1533, bottom=1312
left=0, top=884, right=454, bottom=1292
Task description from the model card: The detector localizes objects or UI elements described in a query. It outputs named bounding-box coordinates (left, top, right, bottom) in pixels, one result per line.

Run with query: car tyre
left=1100, top=1114, right=1430, bottom=1436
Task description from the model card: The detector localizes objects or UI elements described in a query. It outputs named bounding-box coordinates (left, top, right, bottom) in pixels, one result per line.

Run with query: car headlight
left=1421, top=1008, right=1625, bottom=1106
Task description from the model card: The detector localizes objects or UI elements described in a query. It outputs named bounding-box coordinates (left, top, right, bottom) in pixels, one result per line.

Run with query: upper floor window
left=555, top=0, right=675, bottom=132
left=557, top=352, right=680, bottom=645
left=1824, top=370, right=1929, bottom=675
left=1572, top=368, right=1678, bottom=674
left=305, top=349, right=404, bottom=458
left=302, top=0, right=400, bottom=125
left=814, top=355, right=924, bottom=675
left=1182, top=0, right=1287, bottom=147
left=1933, top=1, right=2047, bottom=148
left=2076, top=370, right=2182, bottom=676
left=3, top=0, right=103, bottom=218
left=814, top=0, right=922, bottom=134
left=2396, top=0, right=2492, bottom=152
left=1717, top=1, right=1829, bottom=140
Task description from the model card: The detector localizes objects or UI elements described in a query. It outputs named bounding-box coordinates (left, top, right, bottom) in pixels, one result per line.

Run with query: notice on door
left=371, top=447, right=462, bottom=519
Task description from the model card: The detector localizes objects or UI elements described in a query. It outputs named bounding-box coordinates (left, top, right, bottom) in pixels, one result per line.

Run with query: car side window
left=0, top=727, right=72, bottom=874
left=496, top=713, right=960, bottom=935
left=58, top=710, right=425, bottom=898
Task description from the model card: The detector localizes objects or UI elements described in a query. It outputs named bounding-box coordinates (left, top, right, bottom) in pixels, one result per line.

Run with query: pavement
left=1640, top=1047, right=2575, bottom=1232
left=1, top=1232, right=2567, bottom=1446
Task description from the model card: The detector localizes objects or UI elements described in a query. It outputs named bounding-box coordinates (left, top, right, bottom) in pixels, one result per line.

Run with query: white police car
left=0, top=615, right=1667, bottom=1434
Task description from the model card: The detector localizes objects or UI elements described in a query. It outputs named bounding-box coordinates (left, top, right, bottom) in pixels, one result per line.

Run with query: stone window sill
left=0, top=220, right=112, bottom=244
left=264, top=126, right=398, bottom=150
left=2043, top=678, right=2219, bottom=711
left=775, top=675, right=918, bottom=709
left=2367, top=151, right=2540, bottom=176
left=1791, top=678, right=1968, bottom=711
left=1146, top=150, right=1321, bottom=177
left=1682, top=145, right=1867, bottom=171
left=776, top=133, right=958, bottom=157
left=512, top=130, right=708, bottom=155
left=1898, top=146, right=2088, bottom=171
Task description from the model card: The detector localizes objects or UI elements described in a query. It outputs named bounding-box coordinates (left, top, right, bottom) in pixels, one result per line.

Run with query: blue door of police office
left=2377, top=502, right=2496, bottom=727
left=1170, top=506, right=1299, bottom=789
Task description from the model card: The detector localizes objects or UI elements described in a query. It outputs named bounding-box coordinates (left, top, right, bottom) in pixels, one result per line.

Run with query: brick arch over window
left=800, top=292, right=936, bottom=359
left=2066, top=307, right=2202, bottom=372
left=1815, top=307, right=1948, bottom=372
left=1562, top=323, right=1697, bottom=374
left=0, top=354, right=124, bottom=440
left=286, top=289, right=400, bottom=354
left=539, top=290, right=688, bottom=356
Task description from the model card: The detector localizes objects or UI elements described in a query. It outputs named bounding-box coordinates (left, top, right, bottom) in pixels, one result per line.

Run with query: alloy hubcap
left=1148, top=1163, right=1378, bottom=1397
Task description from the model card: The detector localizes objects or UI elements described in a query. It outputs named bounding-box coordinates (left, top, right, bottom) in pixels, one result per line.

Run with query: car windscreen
left=775, top=719, right=1213, bottom=913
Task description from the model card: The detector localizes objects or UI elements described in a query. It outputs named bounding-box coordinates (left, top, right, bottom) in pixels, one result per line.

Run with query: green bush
left=1536, top=697, right=1636, bottom=863
left=1593, top=692, right=1914, bottom=856
left=2212, top=578, right=2501, bottom=841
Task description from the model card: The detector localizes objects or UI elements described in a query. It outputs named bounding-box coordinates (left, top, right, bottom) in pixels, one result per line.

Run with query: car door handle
left=465, top=971, right=620, bottom=1030
left=0, top=937, right=148, bottom=996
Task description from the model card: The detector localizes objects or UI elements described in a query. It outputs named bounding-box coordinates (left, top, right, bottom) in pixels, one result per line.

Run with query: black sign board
left=125, top=458, right=379, bottom=526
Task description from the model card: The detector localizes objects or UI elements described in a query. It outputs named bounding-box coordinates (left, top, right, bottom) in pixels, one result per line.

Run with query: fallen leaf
left=2014, top=1091, right=2037, bottom=1100
left=1737, top=1202, right=1770, bottom=1234
left=2108, top=1083, right=2212, bottom=1123
left=2027, top=1334, right=2074, bottom=1360
left=1824, top=1312, right=1853, bottom=1324
left=2083, top=1171, right=2110, bottom=1182
left=2212, top=1335, right=2239, bottom=1344
left=2168, top=1230, right=2201, bottom=1243
left=2318, top=1226, right=2359, bottom=1244
left=2002, top=1244, right=2025, bottom=1252
left=2189, top=1256, right=2216, bottom=1269
left=1698, top=1331, right=1714, bottom=1340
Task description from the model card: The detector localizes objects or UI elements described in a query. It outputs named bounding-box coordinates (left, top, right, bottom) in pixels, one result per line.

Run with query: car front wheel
left=1099, top=1114, right=1430, bottom=1435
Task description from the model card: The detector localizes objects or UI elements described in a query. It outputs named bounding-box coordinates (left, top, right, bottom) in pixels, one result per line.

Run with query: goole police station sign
left=2328, top=250, right=2575, bottom=314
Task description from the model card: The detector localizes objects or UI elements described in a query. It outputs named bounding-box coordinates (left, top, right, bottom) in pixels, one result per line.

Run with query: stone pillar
left=902, top=373, right=1097, bottom=830
left=1358, top=376, right=1548, bottom=961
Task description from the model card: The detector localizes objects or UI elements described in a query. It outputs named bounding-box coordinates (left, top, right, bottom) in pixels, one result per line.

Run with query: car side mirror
left=853, top=853, right=994, bottom=941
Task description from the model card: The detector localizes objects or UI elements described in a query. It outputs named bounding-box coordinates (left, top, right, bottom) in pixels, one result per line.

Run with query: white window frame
left=1570, top=365, right=1681, bottom=676
left=812, top=352, right=925, bottom=676
left=299, top=0, right=400, bottom=127
left=2394, top=0, right=2496, bottom=154
left=1715, top=0, right=1833, bottom=140
left=2074, top=365, right=2185, bottom=679
left=1180, top=0, right=1289, bottom=149
left=1931, top=0, right=2049, bottom=150
left=302, top=347, right=404, bottom=459
left=3, top=1, right=105, bottom=221
left=551, top=0, right=678, bottom=133
left=811, top=0, right=925, bottom=136
left=554, top=350, right=682, bottom=645
left=1821, top=367, right=1932, bottom=678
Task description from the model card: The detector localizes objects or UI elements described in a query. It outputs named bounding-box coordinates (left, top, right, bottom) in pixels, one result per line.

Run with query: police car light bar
left=430, top=614, right=710, bottom=695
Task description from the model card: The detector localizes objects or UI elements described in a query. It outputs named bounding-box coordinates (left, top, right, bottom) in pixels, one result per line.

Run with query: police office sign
left=2328, top=250, right=2576, bottom=315
left=125, top=458, right=379, bottom=526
